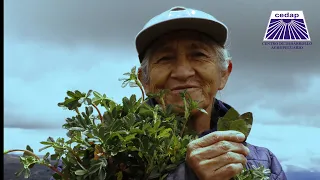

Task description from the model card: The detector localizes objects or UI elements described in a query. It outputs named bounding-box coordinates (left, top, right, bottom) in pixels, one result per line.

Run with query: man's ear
left=138, top=67, right=149, bottom=93
left=218, top=60, right=232, bottom=90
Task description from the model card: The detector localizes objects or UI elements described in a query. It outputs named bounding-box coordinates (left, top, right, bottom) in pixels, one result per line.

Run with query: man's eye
left=191, top=52, right=206, bottom=57
left=158, top=56, right=173, bottom=61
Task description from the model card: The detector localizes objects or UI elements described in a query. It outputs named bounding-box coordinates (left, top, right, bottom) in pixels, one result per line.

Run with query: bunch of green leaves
left=233, top=164, right=271, bottom=180
left=4, top=66, right=270, bottom=180
left=3, top=67, right=199, bottom=180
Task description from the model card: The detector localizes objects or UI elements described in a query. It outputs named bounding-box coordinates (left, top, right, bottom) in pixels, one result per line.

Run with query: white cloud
left=221, top=75, right=320, bottom=127
left=4, top=39, right=143, bottom=129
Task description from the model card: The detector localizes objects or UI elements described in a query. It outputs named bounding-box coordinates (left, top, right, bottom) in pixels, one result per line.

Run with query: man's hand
left=186, top=130, right=250, bottom=180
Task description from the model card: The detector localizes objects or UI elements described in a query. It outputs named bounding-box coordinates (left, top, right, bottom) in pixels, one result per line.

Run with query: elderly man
left=135, top=6, right=287, bottom=180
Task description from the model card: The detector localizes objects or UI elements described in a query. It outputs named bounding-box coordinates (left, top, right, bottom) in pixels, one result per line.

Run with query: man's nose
left=170, top=54, right=195, bottom=80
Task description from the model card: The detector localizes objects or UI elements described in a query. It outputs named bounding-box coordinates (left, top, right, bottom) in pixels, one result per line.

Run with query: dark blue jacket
left=51, top=99, right=287, bottom=180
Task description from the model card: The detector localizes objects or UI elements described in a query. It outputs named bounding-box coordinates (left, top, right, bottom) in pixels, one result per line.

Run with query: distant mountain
left=286, top=171, right=320, bottom=180
left=4, top=154, right=320, bottom=180
left=285, top=164, right=320, bottom=180
left=4, top=154, right=55, bottom=180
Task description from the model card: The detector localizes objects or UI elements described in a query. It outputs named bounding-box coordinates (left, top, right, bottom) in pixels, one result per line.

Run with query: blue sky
left=4, top=0, right=320, bottom=174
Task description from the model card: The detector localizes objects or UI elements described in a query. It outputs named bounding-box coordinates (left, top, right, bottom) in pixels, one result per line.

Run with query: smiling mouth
left=170, top=86, right=200, bottom=94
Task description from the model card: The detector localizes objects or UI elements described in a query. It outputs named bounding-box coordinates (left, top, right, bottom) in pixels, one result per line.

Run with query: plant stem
left=143, top=157, right=154, bottom=180
left=180, top=98, right=189, bottom=137
left=75, top=108, right=81, bottom=116
left=139, top=86, right=145, bottom=101
left=180, top=120, right=188, bottom=137
left=92, top=103, right=103, bottom=123
left=136, top=79, right=145, bottom=101
left=4, top=149, right=40, bottom=159
left=160, top=97, right=166, bottom=111
left=47, top=164, right=65, bottom=178
left=4, top=149, right=64, bottom=178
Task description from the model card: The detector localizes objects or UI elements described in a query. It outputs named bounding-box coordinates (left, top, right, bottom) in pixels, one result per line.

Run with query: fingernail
left=237, top=133, right=245, bottom=140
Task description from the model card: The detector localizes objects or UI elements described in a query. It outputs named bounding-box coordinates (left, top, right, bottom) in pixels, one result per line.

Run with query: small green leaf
left=40, top=141, right=53, bottom=145
left=78, top=97, right=85, bottom=104
left=197, top=108, right=208, bottom=114
left=68, top=127, right=85, bottom=131
left=129, top=82, right=138, bottom=87
left=84, top=98, right=92, bottom=105
left=75, top=90, right=83, bottom=98
left=165, top=164, right=178, bottom=171
left=26, top=145, right=33, bottom=153
left=87, top=90, right=93, bottom=97
left=116, top=171, right=123, bottom=180
left=124, top=134, right=136, bottom=142
left=121, top=80, right=130, bottom=88
left=47, top=137, right=55, bottom=142
left=75, top=169, right=87, bottom=176
left=85, top=106, right=93, bottom=116
left=131, top=66, right=136, bottom=74
left=217, top=118, right=232, bottom=131
left=223, top=108, right=240, bottom=121
left=98, top=168, right=107, bottom=180
left=229, top=119, right=250, bottom=137
left=50, top=154, right=59, bottom=160
left=39, top=145, right=51, bottom=152
left=239, top=112, right=253, bottom=138
left=93, top=91, right=103, bottom=98
left=158, top=128, right=172, bottom=139
left=24, top=169, right=31, bottom=178
left=43, top=152, right=50, bottom=160
left=149, top=171, right=161, bottom=179
left=67, top=91, right=76, bottom=98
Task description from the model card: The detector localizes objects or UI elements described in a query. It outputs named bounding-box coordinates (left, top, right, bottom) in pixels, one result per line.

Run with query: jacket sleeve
left=268, top=150, right=287, bottom=180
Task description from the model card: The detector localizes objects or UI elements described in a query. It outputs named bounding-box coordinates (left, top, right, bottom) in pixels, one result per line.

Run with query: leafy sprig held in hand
left=217, top=107, right=271, bottom=179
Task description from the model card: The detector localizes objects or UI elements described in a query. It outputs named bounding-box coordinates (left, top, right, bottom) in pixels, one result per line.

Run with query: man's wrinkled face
left=140, top=31, right=231, bottom=113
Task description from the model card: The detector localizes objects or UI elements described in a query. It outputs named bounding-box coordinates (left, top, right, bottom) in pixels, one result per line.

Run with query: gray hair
left=140, top=40, right=231, bottom=83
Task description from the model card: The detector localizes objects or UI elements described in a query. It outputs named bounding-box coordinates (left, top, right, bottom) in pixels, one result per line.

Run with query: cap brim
left=135, top=17, right=227, bottom=62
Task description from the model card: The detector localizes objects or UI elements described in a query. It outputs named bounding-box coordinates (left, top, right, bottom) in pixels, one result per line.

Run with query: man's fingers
left=186, top=130, right=248, bottom=180
left=214, top=163, right=244, bottom=179
left=196, top=152, right=247, bottom=171
left=189, top=130, right=246, bottom=148
left=189, top=141, right=250, bottom=160
left=214, top=152, right=247, bottom=171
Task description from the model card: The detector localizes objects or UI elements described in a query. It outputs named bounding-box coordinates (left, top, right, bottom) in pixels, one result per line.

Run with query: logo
left=262, top=11, right=312, bottom=49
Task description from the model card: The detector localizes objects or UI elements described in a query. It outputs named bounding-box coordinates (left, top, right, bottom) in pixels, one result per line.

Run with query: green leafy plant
left=4, top=66, right=270, bottom=180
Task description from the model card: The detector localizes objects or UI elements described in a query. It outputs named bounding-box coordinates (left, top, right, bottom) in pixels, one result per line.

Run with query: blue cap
left=135, top=6, right=228, bottom=62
